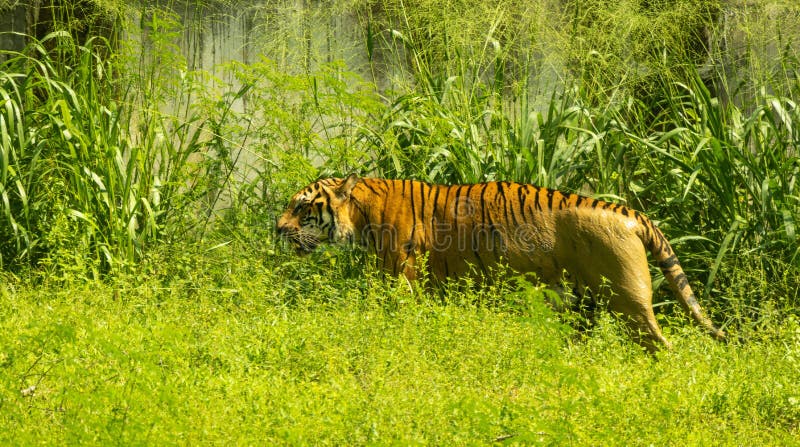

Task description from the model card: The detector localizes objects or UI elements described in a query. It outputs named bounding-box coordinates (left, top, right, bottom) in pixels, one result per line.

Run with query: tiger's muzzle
left=276, top=223, right=319, bottom=255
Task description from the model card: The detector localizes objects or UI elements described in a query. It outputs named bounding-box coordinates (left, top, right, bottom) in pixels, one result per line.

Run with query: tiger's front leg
left=374, top=245, right=418, bottom=284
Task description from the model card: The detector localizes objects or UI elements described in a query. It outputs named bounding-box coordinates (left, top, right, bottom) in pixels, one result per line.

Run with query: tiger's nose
left=276, top=217, right=288, bottom=236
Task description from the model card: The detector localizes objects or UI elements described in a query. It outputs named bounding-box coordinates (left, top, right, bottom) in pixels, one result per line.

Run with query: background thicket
left=1, top=0, right=799, bottom=443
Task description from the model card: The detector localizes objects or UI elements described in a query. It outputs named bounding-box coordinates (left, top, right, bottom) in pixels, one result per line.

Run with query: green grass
left=1, top=249, right=798, bottom=444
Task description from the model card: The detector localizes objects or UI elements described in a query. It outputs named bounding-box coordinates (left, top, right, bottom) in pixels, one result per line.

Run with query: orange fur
left=277, top=175, right=726, bottom=351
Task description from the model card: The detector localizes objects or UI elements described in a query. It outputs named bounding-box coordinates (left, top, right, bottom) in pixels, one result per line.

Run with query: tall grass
left=639, top=72, right=799, bottom=254
left=1, top=0, right=799, bottom=313
left=0, top=30, right=227, bottom=277
left=341, top=0, right=800, bottom=316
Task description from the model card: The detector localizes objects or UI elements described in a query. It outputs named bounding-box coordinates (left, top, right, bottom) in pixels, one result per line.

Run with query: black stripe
left=559, top=193, right=568, bottom=209
left=485, top=204, right=496, bottom=231
left=534, top=187, right=543, bottom=211
left=507, top=185, right=518, bottom=222
left=353, top=200, right=368, bottom=220
left=546, top=189, right=555, bottom=210
left=575, top=195, right=585, bottom=207
left=652, top=228, right=663, bottom=252
left=497, top=182, right=507, bottom=203
left=381, top=183, right=392, bottom=224
left=518, top=185, right=528, bottom=218
left=659, top=254, right=680, bottom=270
left=464, top=184, right=476, bottom=197
left=508, top=200, right=520, bottom=227
left=480, top=184, right=490, bottom=224
left=494, top=182, right=503, bottom=200
left=442, top=185, right=453, bottom=221
left=357, top=202, right=375, bottom=248
left=422, top=182, right=434, bottom=241
left=431, top=184, right=441, bottom=221
left=323, top=192, right=334, bottom=219
left=501, top=183, right=517, bottom=226
left=418, top=182, right=426, bottom=228
left=463, top=184, right=476, bottom=222
left=353, top=198, right=370, bottom=243
left=452, top=185, right=464, bottom=226
left=636, top=213, right=649, bottom=235
left=497, top=182, right=513, bottom=226
left=409, top=180, right=416, bottom=226
left=644, top=223, right=654, bottom=248
left=378, top=179, right=390, bottom=193
left=363, top=180, right=381, bottom=196
left=674, top=273, right=689, bottom=290
left=658, top=230, right=670, bottom=253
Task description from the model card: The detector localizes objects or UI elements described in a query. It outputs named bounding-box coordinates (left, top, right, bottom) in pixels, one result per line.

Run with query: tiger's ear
left=335, top=173, right=359, bottom=199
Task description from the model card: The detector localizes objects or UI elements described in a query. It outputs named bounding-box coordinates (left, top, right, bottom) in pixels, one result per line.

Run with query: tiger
left=276, top=174, right=727, bottom=352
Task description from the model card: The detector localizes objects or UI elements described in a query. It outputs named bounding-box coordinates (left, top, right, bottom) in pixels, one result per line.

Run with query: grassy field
left=1, top=246, right=799, bottom=445
left=1, top=0, right=800, bottom=444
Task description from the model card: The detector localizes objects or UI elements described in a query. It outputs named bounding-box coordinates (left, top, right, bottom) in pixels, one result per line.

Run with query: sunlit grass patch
left=1, top=260, right=798, bottom=444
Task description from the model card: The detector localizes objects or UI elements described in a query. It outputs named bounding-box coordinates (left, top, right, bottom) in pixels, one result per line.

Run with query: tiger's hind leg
left=623, top=309, right=672, bottom=353
left=607, top=286, right=672, bottom=353
left=584, top=239, right=672, bottom=353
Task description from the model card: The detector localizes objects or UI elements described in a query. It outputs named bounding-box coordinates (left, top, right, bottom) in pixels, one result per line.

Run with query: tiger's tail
left=638, top=216, right=727, bottom=341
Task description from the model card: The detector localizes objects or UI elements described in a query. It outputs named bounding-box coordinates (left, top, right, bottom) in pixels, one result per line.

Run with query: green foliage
left=0, top=29, right=238, bottom=277
left=629, top=71, right=800, bottom=289
left=2, top=0, right=800, bottom=442
left=563, top=0, right=719, bottom=103
left=351, top=1, right=800, bottom=313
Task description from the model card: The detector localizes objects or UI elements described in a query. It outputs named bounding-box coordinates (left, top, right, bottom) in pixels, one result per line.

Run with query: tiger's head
left=276, top=174, right=360, bottom=254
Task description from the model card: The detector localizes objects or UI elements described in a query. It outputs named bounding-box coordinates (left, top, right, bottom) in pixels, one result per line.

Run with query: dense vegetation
left=1, top=0, right=799, bottom=443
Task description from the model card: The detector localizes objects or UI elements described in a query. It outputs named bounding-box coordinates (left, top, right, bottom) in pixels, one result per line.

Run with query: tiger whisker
left=279, top=227, right=320, bottom=252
